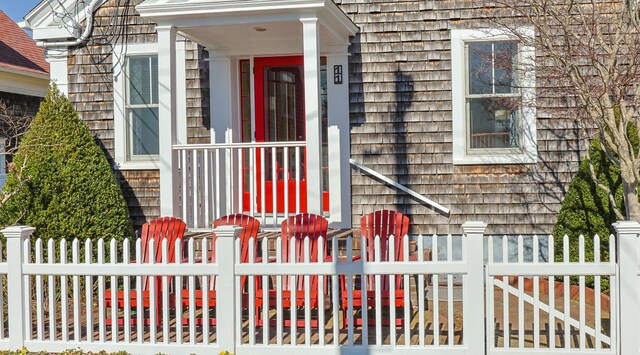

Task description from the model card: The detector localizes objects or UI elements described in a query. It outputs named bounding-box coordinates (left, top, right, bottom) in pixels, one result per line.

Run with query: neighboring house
left=0, top=10, right=49, bottom=187
left=22, top=0, right=579, bottom=235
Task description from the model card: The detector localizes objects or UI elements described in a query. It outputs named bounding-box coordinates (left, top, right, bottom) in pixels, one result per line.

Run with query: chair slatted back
left=281, top=213, right=329, bottom=291
left=212, top=214, right=261, bottom=291
left=140, top=216, right=186, bottom=290
left=360, top=210, right=410, bottom=290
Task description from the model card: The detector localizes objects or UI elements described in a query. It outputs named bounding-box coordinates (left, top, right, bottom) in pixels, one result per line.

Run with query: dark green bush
left=552, top=139, right=623, bottom=291
left=0, top=85, right=133, bottom=246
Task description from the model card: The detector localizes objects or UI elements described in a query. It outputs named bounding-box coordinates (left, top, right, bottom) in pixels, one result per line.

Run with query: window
left=451, top=28, right=537, bottom=165
left=126, top=56, right=159, bottom=158
left=112, top=41, right=186, bottom=170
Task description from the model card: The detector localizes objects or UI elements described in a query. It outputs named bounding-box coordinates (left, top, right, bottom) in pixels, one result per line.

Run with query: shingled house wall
left=65, top=0, right=578, bottom=234
left=338, top=0, right=578, bottom=235
left=66, top=0, right=210, bottom=229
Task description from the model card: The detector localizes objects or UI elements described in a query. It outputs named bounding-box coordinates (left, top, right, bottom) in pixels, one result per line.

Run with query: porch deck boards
left=29, top=290, right=609, bottom=349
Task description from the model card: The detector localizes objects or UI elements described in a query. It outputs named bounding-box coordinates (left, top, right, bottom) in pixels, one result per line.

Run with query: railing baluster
left=237, top=147, right=243, bottom=213
left=215, top=148, right=221, bottom=220
left=192, top=149, right=199, bottom=228
left=60, top=240, right=68, bottom=342
left=260, top=147, right=266, bottom=225
left=204, top=148, right=210, bottom=226
left=271, top=146, right=277, bottom=223
left=284, top=146, right=289, bottom=221
left=181, top=149, right=187, bottom=223
left=295, top=146, right=301, bottom=214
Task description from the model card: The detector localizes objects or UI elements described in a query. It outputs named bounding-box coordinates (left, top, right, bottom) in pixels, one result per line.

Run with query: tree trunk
left=621, top=167, right=640, bottom=221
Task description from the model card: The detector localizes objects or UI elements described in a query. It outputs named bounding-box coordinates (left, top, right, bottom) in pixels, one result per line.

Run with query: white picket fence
left=0, top=221, right=637, bottom=354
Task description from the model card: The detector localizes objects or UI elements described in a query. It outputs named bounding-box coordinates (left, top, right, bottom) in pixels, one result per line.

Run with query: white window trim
left=113, top=41, right=186, bottom=170
left=451, top=28, right=537, bottom=165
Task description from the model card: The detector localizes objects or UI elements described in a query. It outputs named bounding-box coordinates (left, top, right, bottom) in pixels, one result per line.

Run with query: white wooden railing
left=1, top=221, right=640, bottom=354
left=174, top=142, right=309, bottom=230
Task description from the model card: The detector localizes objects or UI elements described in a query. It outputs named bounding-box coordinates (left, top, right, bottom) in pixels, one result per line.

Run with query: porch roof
left=136, top=0, right=358, bottom=53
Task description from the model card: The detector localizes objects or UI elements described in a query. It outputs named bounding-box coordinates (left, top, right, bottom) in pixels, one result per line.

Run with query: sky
left=1, top=0, right=42, bottom=24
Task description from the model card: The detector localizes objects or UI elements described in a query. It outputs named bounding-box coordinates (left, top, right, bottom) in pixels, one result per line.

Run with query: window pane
left=130, top=107, right=159, bottom=156
left=469, top=98, right=519, bottom=149
left=495, top=42, right=517, bottom=94
left=468, top=42, right=492, bottom=95
left=128, top=57, right=155, bottom=105
left=150, top=57, right=158, bottom=104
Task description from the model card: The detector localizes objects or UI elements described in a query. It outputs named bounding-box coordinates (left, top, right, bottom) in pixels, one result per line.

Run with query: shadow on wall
left=94, top=138, right=146, bottom=232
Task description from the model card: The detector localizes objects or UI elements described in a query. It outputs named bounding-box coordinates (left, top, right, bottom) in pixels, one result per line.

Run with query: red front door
left=254, top=56, right=308, bottom=213
left=241, top=56, right=329, bottom=214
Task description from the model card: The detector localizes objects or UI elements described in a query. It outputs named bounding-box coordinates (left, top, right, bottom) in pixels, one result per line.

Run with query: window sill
left=453, top=152, right=537, bottom=165
left=113, top=161, right=160, bottom=171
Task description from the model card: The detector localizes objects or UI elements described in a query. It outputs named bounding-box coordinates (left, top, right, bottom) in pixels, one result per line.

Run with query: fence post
left=614, top=221, right=640, bottom=354
left=462, top=221, right=487, bottom=355
left=214, top=225, right=242, bottom=353
left=2, top=226, right=35, bottom=350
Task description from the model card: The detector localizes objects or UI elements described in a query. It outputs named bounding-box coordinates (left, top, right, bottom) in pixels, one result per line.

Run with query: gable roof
left=0, top=10, right=49, bottom=77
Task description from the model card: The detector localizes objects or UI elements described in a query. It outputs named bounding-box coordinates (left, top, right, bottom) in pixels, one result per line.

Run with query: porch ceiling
left=136, top=0, right=358, bottom=54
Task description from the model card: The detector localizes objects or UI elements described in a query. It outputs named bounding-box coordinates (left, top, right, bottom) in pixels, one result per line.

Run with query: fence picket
left=0, top=221, right=625, bottom=355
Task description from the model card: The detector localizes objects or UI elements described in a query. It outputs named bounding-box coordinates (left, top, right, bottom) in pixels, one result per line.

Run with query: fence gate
left=484, top=234, right=617, bottom=354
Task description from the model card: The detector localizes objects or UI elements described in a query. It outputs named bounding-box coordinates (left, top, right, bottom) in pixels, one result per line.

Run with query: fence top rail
left=173, top=141, right=307, bottom=150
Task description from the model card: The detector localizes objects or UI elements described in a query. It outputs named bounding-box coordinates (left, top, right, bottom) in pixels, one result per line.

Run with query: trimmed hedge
left=552, top=139, right=622, bottom=291
left=0, top=85, right=133, bottom=244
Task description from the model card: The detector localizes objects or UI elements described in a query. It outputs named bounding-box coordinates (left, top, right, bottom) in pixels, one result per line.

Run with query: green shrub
left=552, top=138, right=623, bottom=291
left=0, top=85, right=133, bottom=247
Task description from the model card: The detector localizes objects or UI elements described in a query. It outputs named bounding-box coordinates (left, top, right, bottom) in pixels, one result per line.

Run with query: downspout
left=37, top=0, right=102, bottom=48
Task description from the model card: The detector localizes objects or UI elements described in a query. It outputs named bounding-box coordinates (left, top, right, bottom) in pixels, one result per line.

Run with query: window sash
left=125, top=55, right=159, bottom=160
left=465, top=40, right=521, bottom=151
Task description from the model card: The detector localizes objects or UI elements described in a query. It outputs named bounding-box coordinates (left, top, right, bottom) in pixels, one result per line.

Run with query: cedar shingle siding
left=66, top=0, right=210, bottom=228
left=66, top=0, right=578, bottom=234
left=341, top=0, right=578, bottom=235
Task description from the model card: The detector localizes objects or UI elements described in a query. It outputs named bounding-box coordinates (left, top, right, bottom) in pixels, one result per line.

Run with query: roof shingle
left=0, top=10, right=49, bottom=76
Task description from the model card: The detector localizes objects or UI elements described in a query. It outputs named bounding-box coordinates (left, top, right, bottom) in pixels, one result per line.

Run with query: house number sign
left=334, top=65, right=343, bottom=85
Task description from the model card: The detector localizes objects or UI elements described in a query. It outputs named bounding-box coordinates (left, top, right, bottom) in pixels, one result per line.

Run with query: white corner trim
left=112, top=41, right=187, bottom=170
left=451, top=27, right=537, bottom=165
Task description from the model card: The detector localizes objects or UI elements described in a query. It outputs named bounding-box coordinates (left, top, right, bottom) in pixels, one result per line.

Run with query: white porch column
left=157, top=26, right=180, bottom=216
left=301, top=18, right=323, bottom=215
left=209, top=49, right=234, bottom=144
left=208, top=49, right=233, bottom=214
left=327, top=45, right=352, bottom=228
left=45, top=48, right=68, bottom=96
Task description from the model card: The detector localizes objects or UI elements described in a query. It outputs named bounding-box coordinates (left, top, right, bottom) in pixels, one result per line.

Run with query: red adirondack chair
left=256, top=213, right=329, bottom=327
left=340, top=210, right=410, bottom=326
left=181, top=214, right=261, bottom=326
left=105, top=216, right=186, bottom=326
